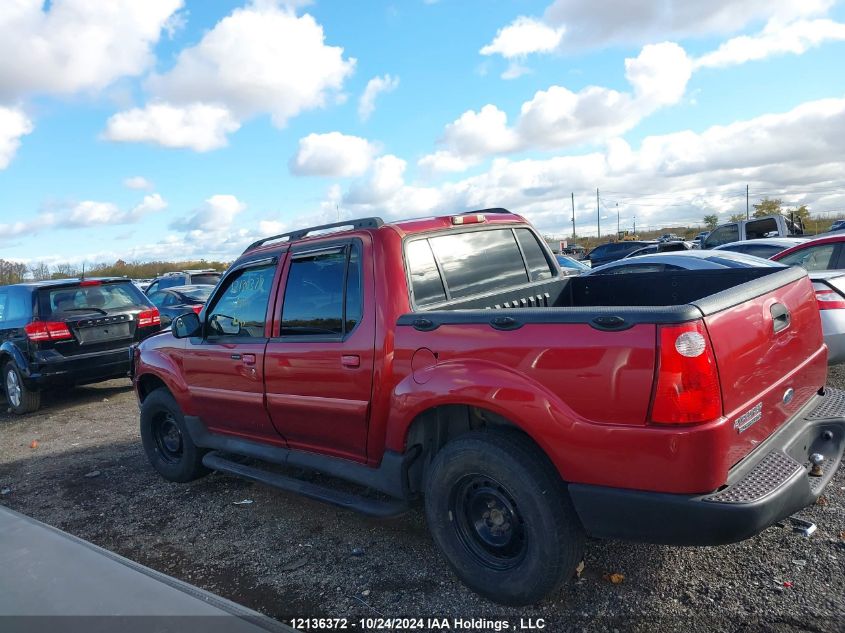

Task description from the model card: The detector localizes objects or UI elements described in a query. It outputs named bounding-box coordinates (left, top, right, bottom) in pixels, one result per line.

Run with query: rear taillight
left=650, top=321, right=722, bottom=425
left=137, top=308, right=161, bottom=327
left=814, top=289, right=845, bottom=310
left=24, top=321, right=73, bottom=342
left=191, top=305, right=203, bottom=314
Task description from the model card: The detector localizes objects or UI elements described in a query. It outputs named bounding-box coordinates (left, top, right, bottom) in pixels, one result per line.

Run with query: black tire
left=424, top=429, right=584, bottom=605
left=3, top=361, right=40, bottom=414
left=140, top=388, right=209, bottom=483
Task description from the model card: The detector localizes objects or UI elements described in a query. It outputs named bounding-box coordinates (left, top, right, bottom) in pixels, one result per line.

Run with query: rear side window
left=515, top=229, right=554, bottom=281
left=189, top=273, right=221, bottom=286
left=745, top=218, right=778, bottom=240
left=280, top=244, right=362, bottom=337
left=777, top=244, right=837, bottom=271
left=41, top=282, right=149, bottom=317
left=207, top=265, right=275, bottom=338
left=427, top=229, right=528, bottom=299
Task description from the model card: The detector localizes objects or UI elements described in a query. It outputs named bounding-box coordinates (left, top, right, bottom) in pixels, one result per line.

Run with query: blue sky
left=2, top=0, right=845, bottom=266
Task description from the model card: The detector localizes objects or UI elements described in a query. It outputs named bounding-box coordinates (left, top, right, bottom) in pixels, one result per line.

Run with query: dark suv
left=587, top=240, right=658, bottom=267
left=1, top=279, right=161, bottom=414
left=144, top=270, right=222, bottom=296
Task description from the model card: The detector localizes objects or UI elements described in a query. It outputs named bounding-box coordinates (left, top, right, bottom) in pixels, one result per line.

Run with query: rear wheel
left=3, top=362, right=40, bottom=414
left=424, top=430, right=584, bottom=605
left=140, top=388, right=209, bottom=483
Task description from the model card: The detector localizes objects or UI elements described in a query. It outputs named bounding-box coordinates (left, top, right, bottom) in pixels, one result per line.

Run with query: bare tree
left=29, top=261, right=51, bottom=281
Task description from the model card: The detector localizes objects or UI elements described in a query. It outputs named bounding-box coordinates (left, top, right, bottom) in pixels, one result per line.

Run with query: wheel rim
left=449, top=474, right=527, bottom=570
left=6, top=369, right=22, bottom=408
left=152, top=411, right=183, bottom=464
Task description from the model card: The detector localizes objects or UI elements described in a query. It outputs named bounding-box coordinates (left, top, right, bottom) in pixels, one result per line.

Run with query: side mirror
left=172, top=312, right=201, bottom=339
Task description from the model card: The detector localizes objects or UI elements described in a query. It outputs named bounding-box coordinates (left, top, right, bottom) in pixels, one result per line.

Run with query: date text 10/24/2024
left=288, top=618, right=547, bottom=631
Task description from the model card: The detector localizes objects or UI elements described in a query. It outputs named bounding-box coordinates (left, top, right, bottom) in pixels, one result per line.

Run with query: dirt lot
left=1, top=372, right=844, bottom=633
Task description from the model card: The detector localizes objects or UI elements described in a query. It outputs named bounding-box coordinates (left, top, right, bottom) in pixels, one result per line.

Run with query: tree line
left=0, top=259, right=230, bottom=285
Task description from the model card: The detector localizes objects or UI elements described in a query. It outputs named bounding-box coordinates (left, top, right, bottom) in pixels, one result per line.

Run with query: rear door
left=264, top=238, right=375, bottom=462
left=180, top=260, right=281, bottom=441
left=699, top=272, right=826, bottom=466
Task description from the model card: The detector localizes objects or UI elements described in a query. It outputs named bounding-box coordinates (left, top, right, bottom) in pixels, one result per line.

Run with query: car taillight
left=137, top=308, right=161, bottom=327
left=650, top=321, right=722, bottom=425
left=814, top=289, right=845, bottom=310
left=191, top=305, right=203, bottom=314
left=24, top=321, right=73, bottom=342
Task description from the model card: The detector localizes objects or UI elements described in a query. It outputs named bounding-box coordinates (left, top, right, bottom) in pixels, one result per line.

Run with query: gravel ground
left=1, top=372, right=844, bottom=633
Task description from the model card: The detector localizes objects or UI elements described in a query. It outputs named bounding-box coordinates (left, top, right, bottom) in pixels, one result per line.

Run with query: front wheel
left=4, top=362, right=40, bottom=414
left=424, top=430, right=584, bottom=605
left=140, top=388, right=209, bottom=483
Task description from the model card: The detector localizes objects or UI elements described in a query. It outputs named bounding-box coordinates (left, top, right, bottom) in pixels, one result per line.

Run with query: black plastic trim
left=184, top=416, right=417, bottom=500
left=692, top=266, right=807, bottom=317
left=397, top=304, right=701, bottom=329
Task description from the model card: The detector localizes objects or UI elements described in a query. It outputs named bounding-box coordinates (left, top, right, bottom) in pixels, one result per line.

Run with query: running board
left=202, top=452, right=411, bottom=518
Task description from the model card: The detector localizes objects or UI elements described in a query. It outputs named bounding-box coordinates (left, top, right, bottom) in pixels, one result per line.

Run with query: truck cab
left=702, top=215, right=804, bottom=249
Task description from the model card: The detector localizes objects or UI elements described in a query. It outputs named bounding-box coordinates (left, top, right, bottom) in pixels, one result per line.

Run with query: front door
left=264, top=239, right=375, bottom=462
left=181, top=261, right=281, bottom=441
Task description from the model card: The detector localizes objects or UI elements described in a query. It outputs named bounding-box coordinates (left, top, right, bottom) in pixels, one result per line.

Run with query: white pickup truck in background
left=702, top=215, right=805, bottom=249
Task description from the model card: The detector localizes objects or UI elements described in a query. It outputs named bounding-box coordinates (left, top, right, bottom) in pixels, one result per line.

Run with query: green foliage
left=729, top=213, right=746, bottom=222
left=702, top=214, right=719, bottom=230
left=0, top=259, right=27, bottom=285
left=752, top=197, right=783, bottom=218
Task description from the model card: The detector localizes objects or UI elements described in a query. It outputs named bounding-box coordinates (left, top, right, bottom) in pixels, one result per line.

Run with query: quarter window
left=515, top=229, right=554, bottom=281
left=406, top=240, right=447, bottom=306
left=207, top=265, right=275, bottom=338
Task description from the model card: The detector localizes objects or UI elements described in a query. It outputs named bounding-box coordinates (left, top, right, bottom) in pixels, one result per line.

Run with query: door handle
left=242, top=353, right=257, bottom=366
left=342, top=354, right=360, bottom=368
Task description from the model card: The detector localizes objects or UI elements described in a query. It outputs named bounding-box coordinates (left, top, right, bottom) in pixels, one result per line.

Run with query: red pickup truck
left=133, top=210, right=845, bottom=605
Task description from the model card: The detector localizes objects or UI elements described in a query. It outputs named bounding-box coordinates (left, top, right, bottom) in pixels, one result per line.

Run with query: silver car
left=586, top=249, right=785, bottom=274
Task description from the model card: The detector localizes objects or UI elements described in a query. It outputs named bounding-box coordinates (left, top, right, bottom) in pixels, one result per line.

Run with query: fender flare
left=0, top=341, right=31, bottom=377
left=385, top=359, right=580, bottom=478
left=135, top=351, right=193, bottom=414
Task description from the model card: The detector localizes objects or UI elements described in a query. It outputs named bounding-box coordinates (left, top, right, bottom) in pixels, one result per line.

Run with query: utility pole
left=596, top=188, right=600, bottom=239
left=616, top=203, right=620, bottom=235
left=633, top=217, right=637, bottom=234
left=746, top=185, right=749, bottom=220
left=570, top=192, right=576, bottom=239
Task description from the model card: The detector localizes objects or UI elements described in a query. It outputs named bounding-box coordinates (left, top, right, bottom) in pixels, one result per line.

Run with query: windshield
left=40, top=281, right=151, bottom=317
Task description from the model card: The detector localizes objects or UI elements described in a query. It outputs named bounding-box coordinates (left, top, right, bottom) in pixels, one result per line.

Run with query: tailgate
left=696, top=269, right=827, bottom=467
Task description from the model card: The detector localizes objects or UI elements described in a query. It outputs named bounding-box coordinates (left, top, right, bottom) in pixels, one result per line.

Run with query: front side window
left=704, top=225, right=739, bottom=248
left=206, top=265, right=275, bottom=338
left=778, top=244, right=837, bottom=271
left=280, top=244, right=362, bottom=337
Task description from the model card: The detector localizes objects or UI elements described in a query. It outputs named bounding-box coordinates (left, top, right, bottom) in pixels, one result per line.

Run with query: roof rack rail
left=244, top=217, right=385, bottom=253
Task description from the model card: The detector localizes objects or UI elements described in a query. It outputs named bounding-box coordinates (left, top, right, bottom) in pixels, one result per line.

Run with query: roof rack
left=244, top=217, right=384, bottom=253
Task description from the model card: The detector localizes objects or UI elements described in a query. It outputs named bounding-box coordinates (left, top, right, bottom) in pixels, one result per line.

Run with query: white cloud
left=338, top=96, right=845, bottom=235
left=541, top=0, right=833, bottom=48
left=103, top=103, right=241, bottom=152
left=418, top=151, right=481, bottom=175
left=58, top=194, right=168, bottom=228
left=695, top=18, right=845, bottom=69
left=0, top=0, right=182, bottom=100
left=358, top=74, right=400, bottom=121
left=500, top=63, right=532, bottom=80
left=290, top=132, right=378, bottom=177
left=480, top=16, right=565, bottom=58
left=0, top=106, right=33, bottom=169
left=105, top=2, right=355, bottom=151
left=420, top=42, right=692, bottom=173
left=124, top=176, right=154, bottom=190
left=170, top=194, right=246, bottom=232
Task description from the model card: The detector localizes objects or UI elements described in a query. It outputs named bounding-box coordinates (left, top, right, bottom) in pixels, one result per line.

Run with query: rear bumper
left=569, top=388, right=845, bottom=546
left=21, top=347, right=132, bottom=390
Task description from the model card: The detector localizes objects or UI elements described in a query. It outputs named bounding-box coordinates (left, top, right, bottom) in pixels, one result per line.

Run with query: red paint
left=134, top=211, right=828, bottom=496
